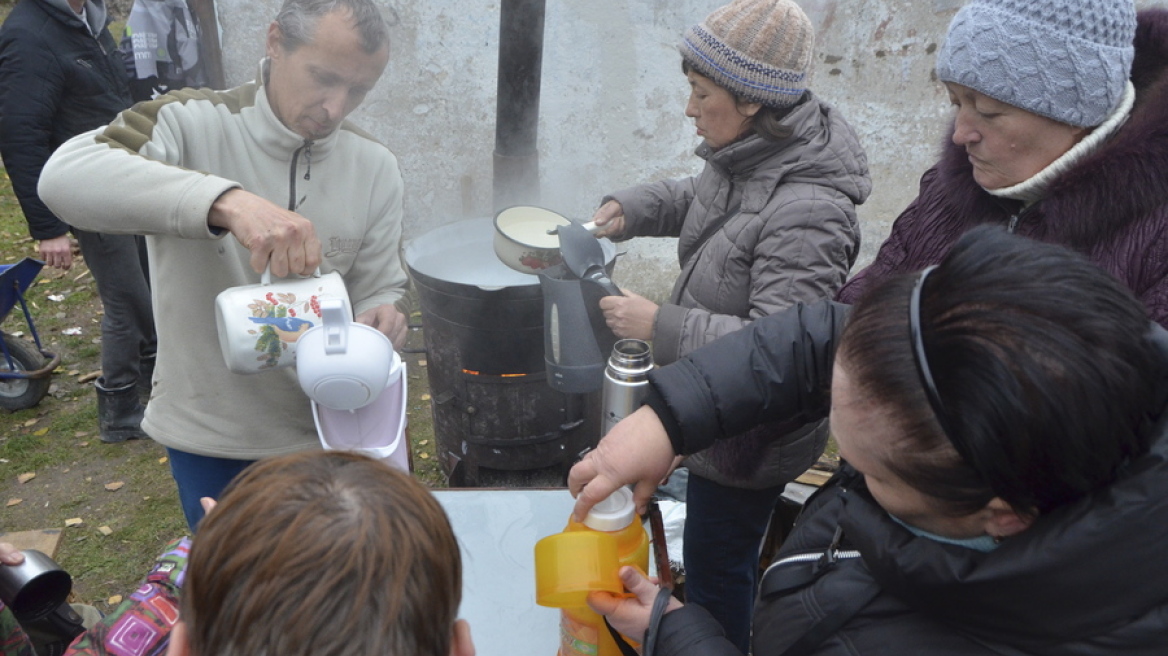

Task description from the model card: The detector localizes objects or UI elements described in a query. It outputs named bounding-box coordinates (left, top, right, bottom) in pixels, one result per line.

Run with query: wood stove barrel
left=404, top=218, right=603, bottom=487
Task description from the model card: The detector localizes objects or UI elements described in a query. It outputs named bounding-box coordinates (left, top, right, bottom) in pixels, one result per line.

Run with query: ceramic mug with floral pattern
left=214, top=267, right=351, bottom=375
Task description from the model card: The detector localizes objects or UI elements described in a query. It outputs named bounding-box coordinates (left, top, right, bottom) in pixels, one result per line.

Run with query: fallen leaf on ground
left=158, top=457, right=168, bottom=464
left=17, top=472, right=35, bottom=484
left=418, top=359, right=427, bottom=367
left=107, top=595, right=122, bottom=605
left=419, top=439, right=429, bottom=446
left=6, top=498, right=21, bottom=507
left=65, top=517, right=84, bottom=527
left=22, top=419, right=37, bottom=427
left=421, top=393, right=431, bottom=401
left=97, top=526, right=113, bottom=536
left=74, top=431, right=89, bottom=437
left=104, top=481, right=125, bottom=491
left=33, top=428, right=48, bottom=436
left=420, top=453, right=430, bottom=460
left=78, top=441, right=90, bottom=447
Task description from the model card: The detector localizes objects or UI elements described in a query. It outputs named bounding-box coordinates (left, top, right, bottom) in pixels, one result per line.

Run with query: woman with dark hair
left=586, top=1, right=870, bottom=647
left=577, top=226, right=1168, bottom=654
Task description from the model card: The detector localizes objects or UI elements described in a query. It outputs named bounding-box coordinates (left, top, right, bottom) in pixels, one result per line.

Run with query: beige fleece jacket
left=38, top=63, right=408, bottom=459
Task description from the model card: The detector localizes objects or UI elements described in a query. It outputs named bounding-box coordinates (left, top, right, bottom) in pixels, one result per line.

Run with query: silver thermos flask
left=601, top=339, right=654, bottom=435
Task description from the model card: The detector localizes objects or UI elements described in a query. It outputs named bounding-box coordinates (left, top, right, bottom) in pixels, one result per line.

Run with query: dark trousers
left=166, top=447, right=256, bottom=530
left=73, top=229, right=156, bottom=388
left=683, top=473, right=786, bottom=654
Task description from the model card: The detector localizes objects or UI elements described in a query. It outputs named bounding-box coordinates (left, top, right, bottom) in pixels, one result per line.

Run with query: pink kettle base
left=311, top=363, right=409, bottom=472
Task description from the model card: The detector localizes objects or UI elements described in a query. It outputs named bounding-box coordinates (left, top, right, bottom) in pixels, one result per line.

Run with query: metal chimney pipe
left=493, top=0, right=546, bottom=211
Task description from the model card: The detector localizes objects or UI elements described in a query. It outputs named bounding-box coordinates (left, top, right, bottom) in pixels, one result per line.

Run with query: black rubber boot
left=137, top=354, right=156, bottom=405
left=96, top=380, right=149, bottom=443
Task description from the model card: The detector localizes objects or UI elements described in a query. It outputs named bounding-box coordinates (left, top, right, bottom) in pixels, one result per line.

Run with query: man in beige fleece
left=39, top=0, right=410, bottom=529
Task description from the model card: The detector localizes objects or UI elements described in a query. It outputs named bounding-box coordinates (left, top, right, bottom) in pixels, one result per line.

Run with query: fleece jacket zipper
left=288, top=141, right=313, bottom=211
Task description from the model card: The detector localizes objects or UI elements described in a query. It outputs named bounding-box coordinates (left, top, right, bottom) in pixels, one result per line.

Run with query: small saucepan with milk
left=493, top=205, right=599, bottom=275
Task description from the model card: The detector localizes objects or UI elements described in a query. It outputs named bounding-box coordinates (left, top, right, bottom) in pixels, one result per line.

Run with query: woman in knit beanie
left=573, top=0, right=1168, bottom=654
left=585, top=0, right=871, bottom=651
left=835, top=0, right=1157, bottom=307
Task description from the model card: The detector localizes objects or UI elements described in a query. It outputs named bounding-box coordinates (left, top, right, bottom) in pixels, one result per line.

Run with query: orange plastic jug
left=534, top=485, right=649, bottom=653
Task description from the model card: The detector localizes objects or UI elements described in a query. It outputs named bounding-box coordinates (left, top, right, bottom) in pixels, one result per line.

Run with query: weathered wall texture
left=213, top=0, right=1167, bottom=298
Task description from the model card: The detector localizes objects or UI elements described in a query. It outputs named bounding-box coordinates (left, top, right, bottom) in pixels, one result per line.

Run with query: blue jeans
left=167, top=448, right=255, bottom=530
left=683, top=473, right=786, bottom=654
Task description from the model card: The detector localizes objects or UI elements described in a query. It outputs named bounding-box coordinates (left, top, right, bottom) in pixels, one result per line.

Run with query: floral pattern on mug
left=245, top=292, right=324, bottom=369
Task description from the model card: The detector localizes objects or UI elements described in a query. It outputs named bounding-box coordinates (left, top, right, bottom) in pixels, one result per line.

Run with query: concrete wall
left=213, top=0, right=1167, bottom=299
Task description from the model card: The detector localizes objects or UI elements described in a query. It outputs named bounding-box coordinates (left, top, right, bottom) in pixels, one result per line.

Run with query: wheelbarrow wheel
left=0, top=333, right=51, bottom=412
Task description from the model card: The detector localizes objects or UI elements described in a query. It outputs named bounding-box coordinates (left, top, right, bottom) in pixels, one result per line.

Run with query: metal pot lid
left=405, top=218, right=538, bottom=288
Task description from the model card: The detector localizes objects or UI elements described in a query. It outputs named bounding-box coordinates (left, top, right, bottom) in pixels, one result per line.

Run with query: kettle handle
left=261, top=264, right=324, bottom=286
left=320, top=298, right=349, bottom=354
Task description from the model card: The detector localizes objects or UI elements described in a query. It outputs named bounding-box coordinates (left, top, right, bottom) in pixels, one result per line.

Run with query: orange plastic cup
left=534, top=530, right=623, bottom=608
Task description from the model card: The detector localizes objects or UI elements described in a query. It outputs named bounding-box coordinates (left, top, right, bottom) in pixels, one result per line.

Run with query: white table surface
left=433, top=488, right=573, bottom=655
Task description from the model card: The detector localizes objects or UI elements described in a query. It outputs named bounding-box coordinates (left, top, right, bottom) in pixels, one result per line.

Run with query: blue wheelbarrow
left=0, top=258, right=60, bottom=411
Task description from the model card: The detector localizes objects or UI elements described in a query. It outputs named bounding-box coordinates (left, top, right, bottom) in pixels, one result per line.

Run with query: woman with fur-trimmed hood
left=836, top=2, right=1168, bottom=322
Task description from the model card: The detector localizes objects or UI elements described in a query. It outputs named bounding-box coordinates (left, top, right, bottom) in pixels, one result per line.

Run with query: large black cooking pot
left=404, top=218, right=617, bottom=485
left=405, top=218, right=616, bottom=375
left=406, top=218, right=545, bottom=374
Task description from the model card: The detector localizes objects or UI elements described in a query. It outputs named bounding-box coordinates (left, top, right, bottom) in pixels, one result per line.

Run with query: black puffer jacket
left=645, top=299, right=844, bottom=455
left=652, top=315, right=1168, bottom=655
left=0, top=0, right=132, bottom=239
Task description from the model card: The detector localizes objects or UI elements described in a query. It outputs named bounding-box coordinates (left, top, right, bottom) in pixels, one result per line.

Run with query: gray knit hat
left=678, top=0, right=814, bottom=109
left=935, top=0, right=1136, bottom=127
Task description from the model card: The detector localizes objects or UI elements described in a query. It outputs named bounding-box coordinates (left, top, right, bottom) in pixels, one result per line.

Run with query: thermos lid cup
left=582, top=487, right=636, bottom=532
left=534, top=531, right=623, bottom=608
left=0, top=549, right=71, bottom=621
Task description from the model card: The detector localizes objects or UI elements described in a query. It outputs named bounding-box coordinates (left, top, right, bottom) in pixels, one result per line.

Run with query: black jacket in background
left=0, top=0, right=132, bottom=240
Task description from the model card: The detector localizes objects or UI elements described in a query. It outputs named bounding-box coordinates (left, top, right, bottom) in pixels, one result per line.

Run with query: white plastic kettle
left=296, top=298, right=393, bottom=410
left=296, top=298, right=410, bottom=472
